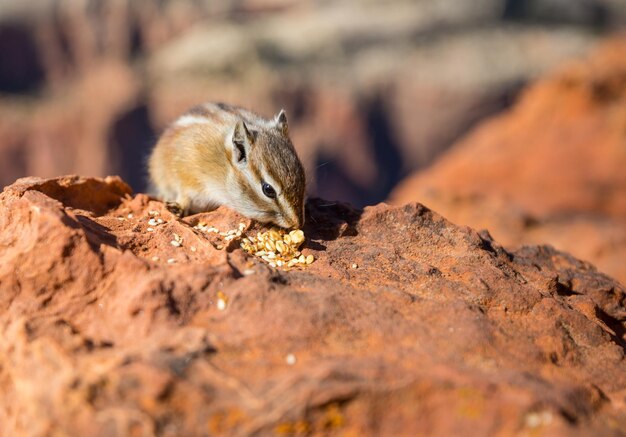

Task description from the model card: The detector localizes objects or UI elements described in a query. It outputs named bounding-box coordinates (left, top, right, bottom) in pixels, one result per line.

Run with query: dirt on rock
left=0, top=175, right=625, bottom=436
left=390, top=37, right=626, bottom=286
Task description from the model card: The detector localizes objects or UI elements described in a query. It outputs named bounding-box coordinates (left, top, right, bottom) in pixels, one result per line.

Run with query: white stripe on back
left=175, top=115, right=212, bottom=127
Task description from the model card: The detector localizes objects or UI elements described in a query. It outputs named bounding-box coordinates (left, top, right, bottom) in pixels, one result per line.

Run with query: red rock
left=0, top=175, right=624, bottom=435
left=390, top=37, right=626, bottom=285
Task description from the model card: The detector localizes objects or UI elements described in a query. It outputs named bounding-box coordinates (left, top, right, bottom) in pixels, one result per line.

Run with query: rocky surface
left=1, top=175, right=625, bottom=436
left=391, top=37, right=626, bottom=285
left=0, top=0, right=614, bottom=206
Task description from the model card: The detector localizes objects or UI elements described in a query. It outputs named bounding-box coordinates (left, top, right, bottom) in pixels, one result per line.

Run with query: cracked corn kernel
left=269, top=230, right=281, bottom=241
left=289, top=230, right=305, bottom=245
left=275, top=241, right=286, bottom=253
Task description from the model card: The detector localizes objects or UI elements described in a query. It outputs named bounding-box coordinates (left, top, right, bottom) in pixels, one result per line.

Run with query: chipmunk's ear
left=231, top=120, right=254, bottom=165
left=274, top=109, right=288, bottom=135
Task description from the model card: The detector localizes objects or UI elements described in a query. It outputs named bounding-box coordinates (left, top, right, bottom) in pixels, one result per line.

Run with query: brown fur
left=148, top=102, right=306, bottom=228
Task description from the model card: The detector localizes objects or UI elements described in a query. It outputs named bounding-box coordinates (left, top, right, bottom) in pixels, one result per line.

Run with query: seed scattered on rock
left=167, top=258, right=176, bottom=264
left=151, top=256, right=159, bottom=261
left=286, top=353, right=296, bottom=365
left=351, top=263, right=358, bottom=269
left=216, top=291, right=228, bottom=311
left=147, top=227, right=154, bottom=232
left=171, top=233, right=183, bottom=247
left=525, top=411, right=553, bottom=429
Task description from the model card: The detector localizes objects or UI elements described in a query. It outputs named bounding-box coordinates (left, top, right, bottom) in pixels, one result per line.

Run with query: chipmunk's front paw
left=165, top=201, right=185, bottom=217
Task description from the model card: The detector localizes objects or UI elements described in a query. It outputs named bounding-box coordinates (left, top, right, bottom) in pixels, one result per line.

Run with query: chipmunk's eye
left=262, top=182, right=277, bottom=199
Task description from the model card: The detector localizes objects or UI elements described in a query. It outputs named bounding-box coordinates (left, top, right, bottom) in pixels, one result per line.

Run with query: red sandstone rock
left=0, top=175, right=624, bottom=436
left=390, top=37, right=626, bottom=285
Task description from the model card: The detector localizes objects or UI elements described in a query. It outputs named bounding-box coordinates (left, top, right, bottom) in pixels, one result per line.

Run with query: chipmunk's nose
left=281, top=208, right=304, bottom=230
left=294, top=208, right=304, bottom=229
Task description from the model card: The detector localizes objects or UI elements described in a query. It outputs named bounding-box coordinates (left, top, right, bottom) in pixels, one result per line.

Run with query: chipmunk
left=148, top=102, right=306, bottom=229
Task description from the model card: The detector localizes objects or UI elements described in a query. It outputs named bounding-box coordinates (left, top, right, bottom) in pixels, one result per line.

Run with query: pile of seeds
left=240, top=229, right=314, bottom=268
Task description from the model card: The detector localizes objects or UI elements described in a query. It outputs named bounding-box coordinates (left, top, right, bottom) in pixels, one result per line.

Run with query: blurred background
left=0, top=0, right=625, bottom=282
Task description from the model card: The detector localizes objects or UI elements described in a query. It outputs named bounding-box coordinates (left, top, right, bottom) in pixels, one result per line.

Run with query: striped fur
left=148, top=102, right=305, bottom=228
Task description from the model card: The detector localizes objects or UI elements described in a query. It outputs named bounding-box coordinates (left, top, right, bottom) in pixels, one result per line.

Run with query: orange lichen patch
left=321, top=403, right=346, bottom=429
left=275, top=420, right=311, bottom=435
left=207, top=409, right=247, bottom=435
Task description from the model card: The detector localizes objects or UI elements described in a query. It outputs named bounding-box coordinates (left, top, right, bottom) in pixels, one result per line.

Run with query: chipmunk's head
left=226, top=109, right=305, bottom=229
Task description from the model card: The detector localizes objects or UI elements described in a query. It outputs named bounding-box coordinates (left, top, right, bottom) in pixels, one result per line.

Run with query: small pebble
left=351, top=263, right=358, bottom=269
left=167, top=258, right=176, bottom=264
left=151, top=256, right=159, bottom=261
left=147, top=227, right=154, bottom=232
left=285, top=354, right=296, bottom=365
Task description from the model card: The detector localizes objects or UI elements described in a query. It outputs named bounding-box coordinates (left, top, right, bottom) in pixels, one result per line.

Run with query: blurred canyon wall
left=0, top=0, right=624, bottom=206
